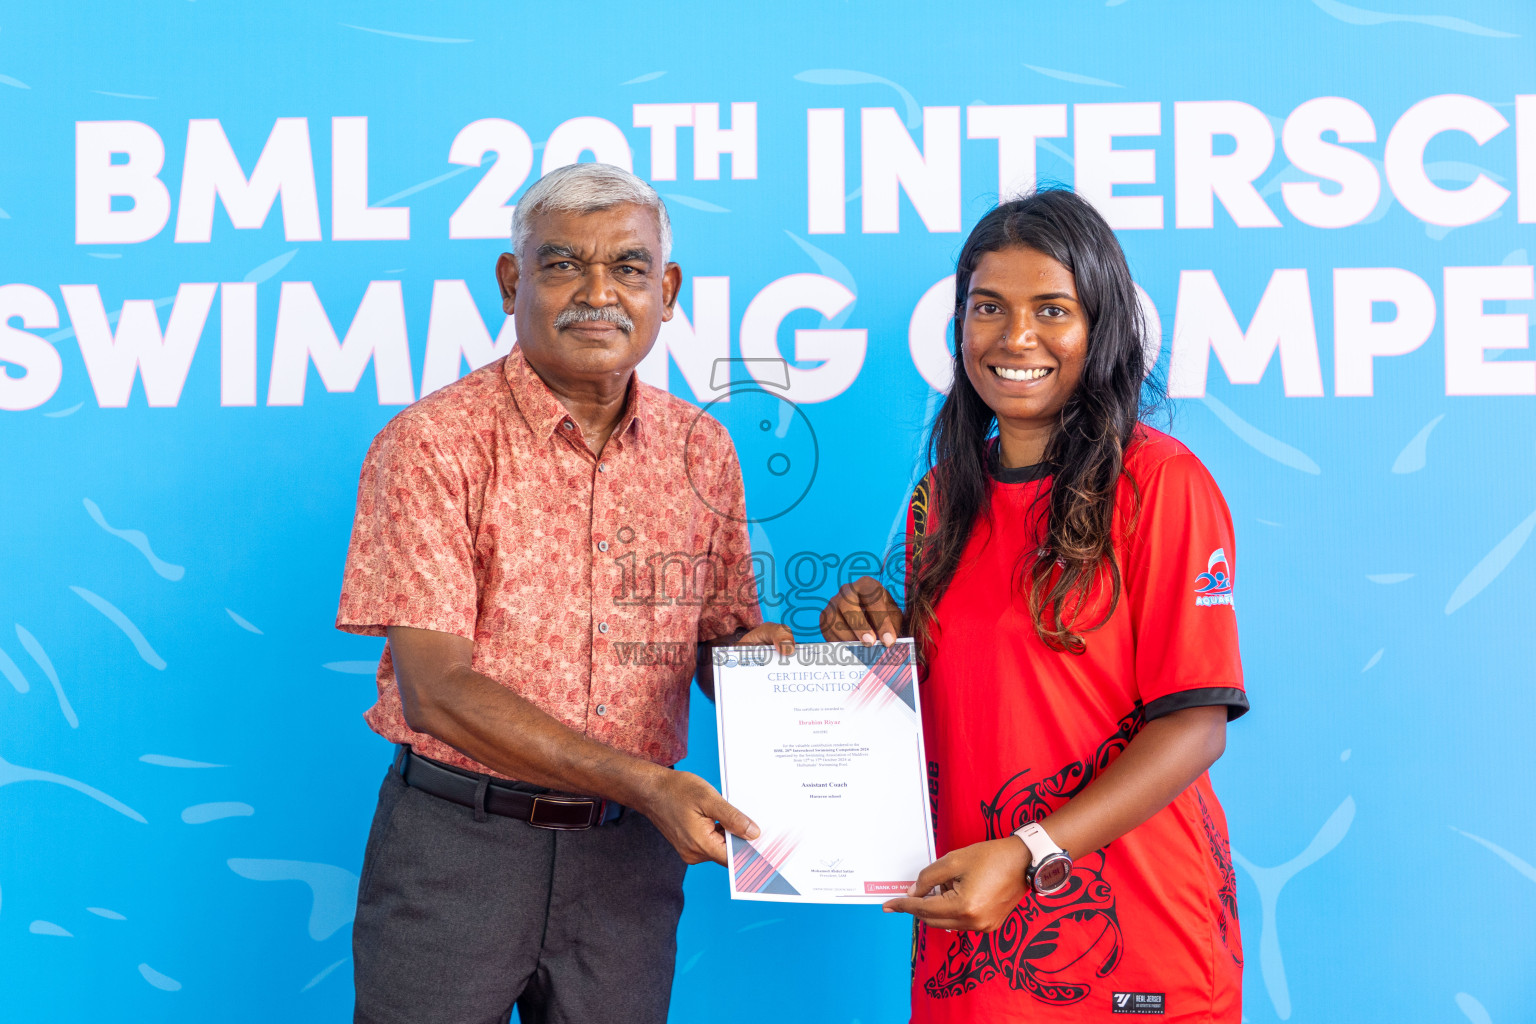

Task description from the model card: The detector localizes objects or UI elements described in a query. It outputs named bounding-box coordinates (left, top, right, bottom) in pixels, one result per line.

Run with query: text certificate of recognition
left=713, top=639, right=936, bottom=904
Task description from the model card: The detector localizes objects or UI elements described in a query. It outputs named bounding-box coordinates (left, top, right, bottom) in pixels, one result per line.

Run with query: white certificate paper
left=713, top=639, right=937, bottom=904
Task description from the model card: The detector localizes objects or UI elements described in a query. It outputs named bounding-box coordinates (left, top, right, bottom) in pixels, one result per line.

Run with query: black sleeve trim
left=1143, top=687, right=1250, bottom=722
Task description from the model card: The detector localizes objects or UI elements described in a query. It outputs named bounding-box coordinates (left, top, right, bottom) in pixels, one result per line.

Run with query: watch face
left=1033, top=854, right=1073, bottom=895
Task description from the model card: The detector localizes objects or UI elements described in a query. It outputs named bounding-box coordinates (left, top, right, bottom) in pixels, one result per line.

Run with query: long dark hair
left=908, top=187, right=1160, bottom=654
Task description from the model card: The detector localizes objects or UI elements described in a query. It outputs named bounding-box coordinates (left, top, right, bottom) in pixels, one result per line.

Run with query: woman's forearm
left=1036, top=704, right=1228, bottom=863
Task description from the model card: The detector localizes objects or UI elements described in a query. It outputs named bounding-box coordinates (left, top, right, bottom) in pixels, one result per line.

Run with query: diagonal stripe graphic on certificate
left=846, top=643, right=916, bottom=713
left=732, top=833, right=803, bottom=895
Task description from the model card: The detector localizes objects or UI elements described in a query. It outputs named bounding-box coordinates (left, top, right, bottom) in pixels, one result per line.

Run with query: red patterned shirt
left=337, top=347, right=762, bottom=775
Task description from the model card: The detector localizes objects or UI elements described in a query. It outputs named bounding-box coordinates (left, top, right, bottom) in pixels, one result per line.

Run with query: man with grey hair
left=337, top=162, right=794, bottom=1023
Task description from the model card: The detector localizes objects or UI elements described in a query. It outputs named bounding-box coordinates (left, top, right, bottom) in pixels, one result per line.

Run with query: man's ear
left=495, top=253, right=519, bottom=316
left=659, top=262, right=682, bottom=322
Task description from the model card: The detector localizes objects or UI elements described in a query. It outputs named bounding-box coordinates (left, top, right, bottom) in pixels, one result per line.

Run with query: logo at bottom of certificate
left=862, top=881, right=913, bottom=895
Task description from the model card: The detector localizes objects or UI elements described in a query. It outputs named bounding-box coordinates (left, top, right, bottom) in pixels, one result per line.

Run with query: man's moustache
left=553, top=306, right=634, bottom=332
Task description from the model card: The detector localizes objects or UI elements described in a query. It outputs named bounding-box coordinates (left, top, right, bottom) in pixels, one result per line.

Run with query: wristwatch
left=1013, top=821, right=1073, bottom=895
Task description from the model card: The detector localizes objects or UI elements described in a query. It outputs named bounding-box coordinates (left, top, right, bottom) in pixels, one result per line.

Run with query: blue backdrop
left=3, top=2, right=1535, bottom=1021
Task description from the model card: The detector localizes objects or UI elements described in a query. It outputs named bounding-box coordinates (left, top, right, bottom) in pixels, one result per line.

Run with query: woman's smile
left=988, top=365, right=1055, bottom=383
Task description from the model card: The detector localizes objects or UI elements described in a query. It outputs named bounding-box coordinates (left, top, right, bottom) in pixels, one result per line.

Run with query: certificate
left=712, top=639, right=936, bottom=904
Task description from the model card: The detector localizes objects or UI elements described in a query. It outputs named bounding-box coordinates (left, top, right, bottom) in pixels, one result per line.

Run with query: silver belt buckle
left=527, top=794, right=602, bottom=830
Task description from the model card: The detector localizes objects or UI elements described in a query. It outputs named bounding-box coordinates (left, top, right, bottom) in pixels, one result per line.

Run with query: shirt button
left=597, top=540, right=609, bottom=552
left=597, top=621, right=609, bottom=634
left=598, top=463, right=608, bottom=473
left=595, top=704, right=608, bottom=716
left=562, top=421, right=574, bottom=431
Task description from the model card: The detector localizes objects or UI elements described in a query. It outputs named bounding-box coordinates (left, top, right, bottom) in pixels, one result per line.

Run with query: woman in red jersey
left=822, top=188, right=1247, bottom=1023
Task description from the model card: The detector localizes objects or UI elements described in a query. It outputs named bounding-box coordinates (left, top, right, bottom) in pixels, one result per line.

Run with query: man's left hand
left=733, top=622, right=795, bottom=657
left=697, top=622, right=795, bottom=702
left=880, top=838, right=1031, bottom=932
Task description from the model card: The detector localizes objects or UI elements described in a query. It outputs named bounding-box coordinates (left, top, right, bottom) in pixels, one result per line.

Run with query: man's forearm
left=409, top=664, right=671, bottom=809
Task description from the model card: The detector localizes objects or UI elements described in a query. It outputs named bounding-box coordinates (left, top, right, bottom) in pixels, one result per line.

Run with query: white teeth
left=992, top=366, right=1050, bottom=381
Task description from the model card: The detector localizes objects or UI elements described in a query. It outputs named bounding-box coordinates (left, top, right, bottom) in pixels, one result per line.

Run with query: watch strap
left=1013, top=821, right=1063, bottom=863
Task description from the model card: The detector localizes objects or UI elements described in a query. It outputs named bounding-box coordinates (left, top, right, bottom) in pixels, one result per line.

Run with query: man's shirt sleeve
left=1125, top=453, right=1249, bottom=722
left=696, top=430, right=764, bottom=643
left=336, top=417, right=479, bottom=641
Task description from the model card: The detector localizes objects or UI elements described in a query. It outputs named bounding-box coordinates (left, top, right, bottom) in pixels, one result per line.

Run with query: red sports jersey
left=909, top=426, right=1247, bottom=1024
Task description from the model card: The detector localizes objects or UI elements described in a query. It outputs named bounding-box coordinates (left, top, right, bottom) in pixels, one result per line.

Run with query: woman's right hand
left=819, top=576, right=904, bottom=646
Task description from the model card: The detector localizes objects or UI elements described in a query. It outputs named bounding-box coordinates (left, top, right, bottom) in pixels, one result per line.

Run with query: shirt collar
left=987, top=438, right=1051, bottom=483
left=504, top=346, right=648, bottom=447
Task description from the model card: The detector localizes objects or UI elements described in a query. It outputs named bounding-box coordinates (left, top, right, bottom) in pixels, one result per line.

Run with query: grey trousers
left=353, top=761, right=687, bottom=1024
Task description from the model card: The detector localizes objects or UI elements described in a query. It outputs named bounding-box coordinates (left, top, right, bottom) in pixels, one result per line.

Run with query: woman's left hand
left=881, top=837, right=1031, bottom=932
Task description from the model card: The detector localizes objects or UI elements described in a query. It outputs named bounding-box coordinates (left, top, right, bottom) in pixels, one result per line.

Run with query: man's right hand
left=819, top=575, right=904, bottom=646
left=641, top=769, right=759, bottom=866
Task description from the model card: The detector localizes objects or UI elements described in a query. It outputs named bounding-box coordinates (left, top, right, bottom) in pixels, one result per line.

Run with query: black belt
left=398, top=748, right=623, bottom=830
